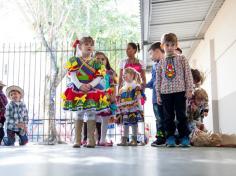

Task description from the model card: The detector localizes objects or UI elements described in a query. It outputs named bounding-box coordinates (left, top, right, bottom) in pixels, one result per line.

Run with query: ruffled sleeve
left=93, top=59, right=106, bottom=78
left=65, top=56, right=79, bottom=72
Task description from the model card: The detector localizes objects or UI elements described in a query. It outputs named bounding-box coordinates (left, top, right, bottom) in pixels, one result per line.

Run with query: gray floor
left=0, top=144, right=236, bottom=176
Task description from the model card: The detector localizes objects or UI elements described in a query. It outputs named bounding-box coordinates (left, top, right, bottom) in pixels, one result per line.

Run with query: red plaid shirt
left=0, top=90, right=8, bottom=124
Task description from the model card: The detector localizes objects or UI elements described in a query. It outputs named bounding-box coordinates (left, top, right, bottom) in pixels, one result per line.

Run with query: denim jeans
left=153, top=103, right=165, bottom=136
left=3, top=129, right=28, bottom=146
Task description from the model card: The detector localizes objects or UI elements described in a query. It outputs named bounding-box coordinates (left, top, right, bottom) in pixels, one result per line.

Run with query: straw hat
left=0, top=81, right=6, bottom=87
left=6, top=85, right=24, bottom=99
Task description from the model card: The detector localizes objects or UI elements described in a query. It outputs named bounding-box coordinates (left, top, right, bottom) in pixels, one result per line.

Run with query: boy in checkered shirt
left=3, top=85, right=28, bottom=146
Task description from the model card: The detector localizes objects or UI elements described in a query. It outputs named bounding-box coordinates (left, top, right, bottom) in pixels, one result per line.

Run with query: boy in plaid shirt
left=3, top=85, right=28, bottom=146
left=0, top=81, right=8, bottom=144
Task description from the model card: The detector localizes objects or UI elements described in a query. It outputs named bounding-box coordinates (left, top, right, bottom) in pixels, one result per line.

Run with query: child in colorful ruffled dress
left=95, top=52, right=118, bottom=146
left=62, top=36, right=111, bottom=148
left=117, top=67, right=144, bottom=146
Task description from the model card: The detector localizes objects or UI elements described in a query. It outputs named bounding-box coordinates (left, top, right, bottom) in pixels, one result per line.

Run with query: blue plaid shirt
left=146, top=61, right=158, bottom=103
left=5, top=101, right=29, bottom=132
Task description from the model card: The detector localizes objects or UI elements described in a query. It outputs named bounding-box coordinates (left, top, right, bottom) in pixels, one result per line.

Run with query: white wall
left=190, top=0, right=236, bottom=133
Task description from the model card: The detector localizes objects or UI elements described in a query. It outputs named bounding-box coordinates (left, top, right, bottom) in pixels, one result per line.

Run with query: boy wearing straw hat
left=3, top=85, right=28, bottom=146
left=0, top=81, right=8, bottom=144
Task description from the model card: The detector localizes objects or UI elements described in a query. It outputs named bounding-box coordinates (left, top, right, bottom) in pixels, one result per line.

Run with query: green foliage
left=29, top=0, right=140, bottom=42
left=25, top=0, right=140, bottom=70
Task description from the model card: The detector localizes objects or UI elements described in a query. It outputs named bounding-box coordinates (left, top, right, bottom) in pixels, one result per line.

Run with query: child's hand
left=157, top=97, right=162, bottom=105
left=80, top=84, right=91, bottom=93
left=186, top=91, right=192, bottom=99
left=141, top=83, right=146, bottom=90
left=17, top=123, right=27, bottom=132
left=116, top=96, right=121, bottom=103
left=191, top=103, right=198, bottom=111
left=17, top=123, right=25, bottom=128
left=24, top=126, right=28, bottom=133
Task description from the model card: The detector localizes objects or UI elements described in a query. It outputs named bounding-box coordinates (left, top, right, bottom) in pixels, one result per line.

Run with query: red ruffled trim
left=64, top=88, right=106, bottom=102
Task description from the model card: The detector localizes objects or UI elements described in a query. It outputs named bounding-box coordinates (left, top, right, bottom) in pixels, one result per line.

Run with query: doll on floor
left=191, top=129, right=236, bottom=147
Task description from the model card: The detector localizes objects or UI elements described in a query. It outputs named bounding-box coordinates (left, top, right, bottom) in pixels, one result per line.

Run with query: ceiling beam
left=150, top=19, right=204, bottom=26
left=152, top=0, right=185, bottom=4
left=143, top=36, right=204, bottom=45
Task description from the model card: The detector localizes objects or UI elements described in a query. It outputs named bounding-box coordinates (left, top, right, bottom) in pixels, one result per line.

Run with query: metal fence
left=0, top=40, right=152, bottom=143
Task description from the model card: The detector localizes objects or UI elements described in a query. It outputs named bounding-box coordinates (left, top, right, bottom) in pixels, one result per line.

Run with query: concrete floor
left=0, top=144, right=236, bottom=176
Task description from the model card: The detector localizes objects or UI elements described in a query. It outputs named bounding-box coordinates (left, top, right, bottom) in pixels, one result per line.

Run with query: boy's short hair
left=161, top=33, right=178, bottom=45
left=191, top=69, right=203, bottom=85
left=148, top=42, right=164, bottom=53
left=80, top=36, right=94, bottom=46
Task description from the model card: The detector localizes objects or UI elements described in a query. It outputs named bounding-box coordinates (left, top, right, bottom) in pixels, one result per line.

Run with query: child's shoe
left=151, top=137, right=166, bottom=147
left=86, top=120, right=96, bottom=148
left=82, top=140, right=87, bottom=146
left=180, top=136, right=190, bottom=147
left=166, top=136, right=176, bottom=147
left=128, top=136, right=137, bottom=146
left=151, top=131, right=166, bottom=147
left=117, top=137, right=128, bottom=146
left=97, top=141, right=113, bottom=147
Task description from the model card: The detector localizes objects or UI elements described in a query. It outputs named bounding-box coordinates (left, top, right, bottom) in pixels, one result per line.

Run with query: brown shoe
left=128, top=136, right=137, bottom=146
left=117, top=137, right=128, bottom=146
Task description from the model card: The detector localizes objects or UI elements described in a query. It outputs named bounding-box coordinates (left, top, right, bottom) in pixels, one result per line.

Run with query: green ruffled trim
left=63, top=99, right=110, bottom=111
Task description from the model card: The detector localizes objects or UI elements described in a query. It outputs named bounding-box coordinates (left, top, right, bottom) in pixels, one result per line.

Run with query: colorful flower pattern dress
left=116, top=81, right=144, bottom=125
left=62, top=56, right=111, bottom=114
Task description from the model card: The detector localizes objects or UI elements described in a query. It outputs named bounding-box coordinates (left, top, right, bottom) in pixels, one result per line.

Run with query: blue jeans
left=4, top=129, right=28, bottom=146
left=153, top=103, right=165, bottom=135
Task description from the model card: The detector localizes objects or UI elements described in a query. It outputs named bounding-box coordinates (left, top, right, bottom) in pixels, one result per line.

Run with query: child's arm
left=118, top=69, right=123, bottom=91
left=140, top=69, right=146, bottom=89
left=70, top=72, right=86, bottom=89
left=23, top=104, right=29, bottom=124
left=146, top=66, right=155, bottom=89
left=156, top=62, right=162, bottom=105
left=0, top=94, right=8, bottom=107
left=0, top=94, right=8, bottom=124
left=22, top=103, right=29, bottom=132
left=89, top=77, right=102, bottom=88
left=182, top=56, right=194, bottom=98
left=5, top=103, right=12, bottom=127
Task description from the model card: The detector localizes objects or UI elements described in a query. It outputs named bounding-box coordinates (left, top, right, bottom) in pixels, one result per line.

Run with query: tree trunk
left=39, top=25, right=65, bottom=145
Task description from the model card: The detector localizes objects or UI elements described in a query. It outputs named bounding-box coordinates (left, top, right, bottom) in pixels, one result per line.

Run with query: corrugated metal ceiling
left=140, top=0, right=225, bottom=63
